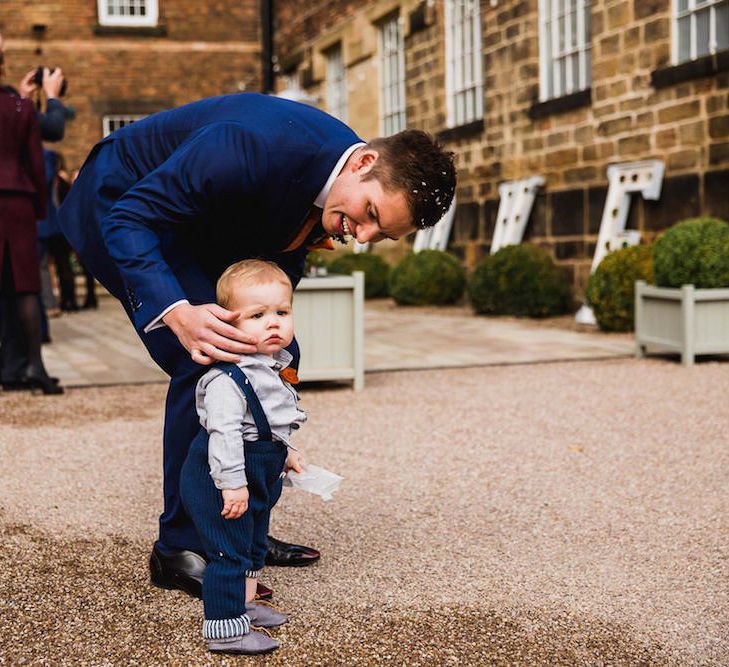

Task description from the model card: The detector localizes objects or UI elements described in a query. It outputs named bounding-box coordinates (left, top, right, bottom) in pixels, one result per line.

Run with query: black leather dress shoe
left=265, top=535, right=321, bottom=567
left=1, top=379, right=30, bottom=392
left=149, top=543, right=275, bottom=600
left=149, top=542, right=205, bottom=599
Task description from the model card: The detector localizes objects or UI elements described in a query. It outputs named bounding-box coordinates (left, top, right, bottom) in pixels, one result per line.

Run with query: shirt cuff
left=143, top=299, right=189, bottom=333
left=213, top=472, right=248, bottom=490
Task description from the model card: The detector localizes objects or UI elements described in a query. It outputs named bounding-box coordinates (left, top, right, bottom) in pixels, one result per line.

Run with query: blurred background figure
left=40, top=152, right=75, bottom=308
left=0, top=36, right=62, bottom=395
left=37, top=149, right=75, bottom=342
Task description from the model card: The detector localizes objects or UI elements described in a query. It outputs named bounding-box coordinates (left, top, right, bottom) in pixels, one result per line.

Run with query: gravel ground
left=1, top=358, right=728, bottom=665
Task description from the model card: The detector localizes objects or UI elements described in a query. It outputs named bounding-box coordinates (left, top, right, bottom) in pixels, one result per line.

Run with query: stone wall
left=448, top=0, right=729, bottom=292
left=1, top=0, right=261, bottom=169
left=275, top=0, right=729, bottom=295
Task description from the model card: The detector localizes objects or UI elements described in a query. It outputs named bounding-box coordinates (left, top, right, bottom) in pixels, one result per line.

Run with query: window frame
left=97, top=0, right=159, bottom=28
left=102, top=114, right=146, bottom=137
left=377, top=13, right=407, bottom=136
left=325, top=43, right=348, bottom=122
left=444, top=0, right=484, bottom=128
left=538, top=0, right=592, bottom=102
left=673, top=0, right=729, bottom=64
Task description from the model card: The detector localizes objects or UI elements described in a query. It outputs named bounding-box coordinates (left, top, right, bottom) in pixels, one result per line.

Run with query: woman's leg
left=16, top=291, right=62, bottom=393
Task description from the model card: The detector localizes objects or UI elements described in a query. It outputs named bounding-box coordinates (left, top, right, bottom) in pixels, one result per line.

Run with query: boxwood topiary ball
left=468, top=244, right=572, bottom=317
left=328, top=252, right=391, bottom=298
left=585, top=244, right=653, bottom=332
left=653, top=217, right=729, bottom=288
left=389, top=249, right=465, bottom=305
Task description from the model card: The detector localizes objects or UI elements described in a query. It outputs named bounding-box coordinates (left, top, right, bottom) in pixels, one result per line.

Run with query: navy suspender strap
left=216, top=363, right=273, bottom=441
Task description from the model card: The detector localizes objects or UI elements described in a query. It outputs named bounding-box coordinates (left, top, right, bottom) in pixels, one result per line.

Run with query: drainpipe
left=261, top=0, right=274, bottom=93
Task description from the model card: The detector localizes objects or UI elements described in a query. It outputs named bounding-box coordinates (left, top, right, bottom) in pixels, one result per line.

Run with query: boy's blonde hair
left=217, top=259, right=292, bottom=308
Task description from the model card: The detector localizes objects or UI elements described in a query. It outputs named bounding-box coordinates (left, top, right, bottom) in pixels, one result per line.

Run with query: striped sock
left=202, top=614, right=251, bottom=639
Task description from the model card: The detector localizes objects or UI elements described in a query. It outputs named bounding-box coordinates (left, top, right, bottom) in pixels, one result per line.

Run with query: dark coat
left=0, top=87, right=46, bottom=216
left=0, top=87, right=46, bottom=292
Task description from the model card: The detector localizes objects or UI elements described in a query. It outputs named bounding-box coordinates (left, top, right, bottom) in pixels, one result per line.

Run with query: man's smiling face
left=322, top=148, right=416, bottom=245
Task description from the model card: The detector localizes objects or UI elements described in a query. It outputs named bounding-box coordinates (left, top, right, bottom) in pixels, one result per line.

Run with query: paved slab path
left=42, top=296, right=634, bottom=387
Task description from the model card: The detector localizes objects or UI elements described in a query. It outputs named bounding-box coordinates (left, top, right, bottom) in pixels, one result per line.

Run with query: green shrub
left=468, top=244, right=572, bottom=317
left=328, top=252, right=390, bottom=298
left=585, top=244, right=653, bottom=332
left=653, top=217, right=729, bottom=288
left=389, top=250, right=465, bottom=305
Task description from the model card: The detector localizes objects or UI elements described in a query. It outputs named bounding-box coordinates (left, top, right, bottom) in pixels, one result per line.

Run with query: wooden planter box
left=635, top=280, right=729, bottom=366
left=293, top=272, right=364, bottom=390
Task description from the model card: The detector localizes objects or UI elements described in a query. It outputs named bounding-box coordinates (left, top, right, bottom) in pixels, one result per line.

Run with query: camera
left=32, top=66, right=68, bottom=97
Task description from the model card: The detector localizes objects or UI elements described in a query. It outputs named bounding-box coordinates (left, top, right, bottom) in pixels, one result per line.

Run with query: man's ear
left=352, top=148, right=379, bottom=175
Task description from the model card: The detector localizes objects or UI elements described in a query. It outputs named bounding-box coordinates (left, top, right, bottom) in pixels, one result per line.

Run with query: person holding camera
left=0, top=43, right=62, bottom=395
left=18, top=65, right=67, bottom=141
left=0, top=33, right=68, bottom=393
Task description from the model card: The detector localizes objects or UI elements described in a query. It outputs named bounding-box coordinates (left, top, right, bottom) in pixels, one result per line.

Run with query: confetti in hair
left=365, top=130, right=456, bottom=230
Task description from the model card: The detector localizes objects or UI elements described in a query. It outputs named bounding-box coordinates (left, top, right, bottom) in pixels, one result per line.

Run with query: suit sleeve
left=25, top=107, right=47, bottom=220
left=102, top=123, right=269, bottom=330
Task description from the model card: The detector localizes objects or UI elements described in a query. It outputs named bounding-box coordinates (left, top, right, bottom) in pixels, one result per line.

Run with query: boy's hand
left=221, top=487, right=249, bottom=519
left=163, top=302, right=257, bottom=365
left=285, top=450, right=306, bottom=474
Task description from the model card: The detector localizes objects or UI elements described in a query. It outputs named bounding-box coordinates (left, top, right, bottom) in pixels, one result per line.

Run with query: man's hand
left=18, top=70, right=38, bottom=98
left=163, top=302, right=257, bottom=365
left=221, top=487, right=249, bottom=519
left=285, top=450, right=306, bottom=474
left=42, top=67, right=64, bottom=99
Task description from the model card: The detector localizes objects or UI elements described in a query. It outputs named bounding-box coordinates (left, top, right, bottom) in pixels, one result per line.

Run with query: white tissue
left=283, top=464, right=343, bottom=501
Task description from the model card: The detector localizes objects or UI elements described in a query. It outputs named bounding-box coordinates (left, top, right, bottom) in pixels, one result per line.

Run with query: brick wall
left=1, top=0, right=261, bottom=169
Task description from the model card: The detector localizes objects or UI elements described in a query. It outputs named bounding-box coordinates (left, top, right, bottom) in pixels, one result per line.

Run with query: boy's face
left=228, top=280, right=294, bottom=356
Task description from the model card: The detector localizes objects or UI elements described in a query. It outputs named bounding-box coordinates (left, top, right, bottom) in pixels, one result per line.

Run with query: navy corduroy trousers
left=180, top=421, right=286, bottom=621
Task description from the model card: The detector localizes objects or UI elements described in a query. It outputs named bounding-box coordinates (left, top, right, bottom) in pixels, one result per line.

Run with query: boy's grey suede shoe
left=245, top=601, right=289, bottom=628
left=207, top=630, right=279, bottom=655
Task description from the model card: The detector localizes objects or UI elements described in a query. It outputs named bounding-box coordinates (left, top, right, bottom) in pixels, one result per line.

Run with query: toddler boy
left=180, top=259, right=306, bottom=655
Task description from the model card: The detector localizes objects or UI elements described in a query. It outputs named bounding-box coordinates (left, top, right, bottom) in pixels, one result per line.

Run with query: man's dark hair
left=365, top=130, right=456, bottom=230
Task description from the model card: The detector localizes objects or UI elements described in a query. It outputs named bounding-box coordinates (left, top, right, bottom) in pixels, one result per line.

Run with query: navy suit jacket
left=59, top=93, right=360, bottom=331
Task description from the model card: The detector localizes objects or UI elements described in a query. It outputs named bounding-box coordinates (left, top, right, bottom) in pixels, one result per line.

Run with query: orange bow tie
left=279, top=367, right=300, bottom=385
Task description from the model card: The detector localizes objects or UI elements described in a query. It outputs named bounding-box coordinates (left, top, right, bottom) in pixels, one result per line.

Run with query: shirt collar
left=314, top=142, right=367, bottom=209
left=237, top=348, right=293, bottom=371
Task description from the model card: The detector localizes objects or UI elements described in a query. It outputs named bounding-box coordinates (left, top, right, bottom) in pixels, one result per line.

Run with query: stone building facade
left=3, top=0, right=727, bottom=293
left=1, top=0, right=261, bottom=169
left=274, top=0, right=729, bottom=292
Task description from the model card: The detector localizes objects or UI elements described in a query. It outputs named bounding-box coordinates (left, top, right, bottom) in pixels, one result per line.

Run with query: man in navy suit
left=59, top=92, right=456, bottom=598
